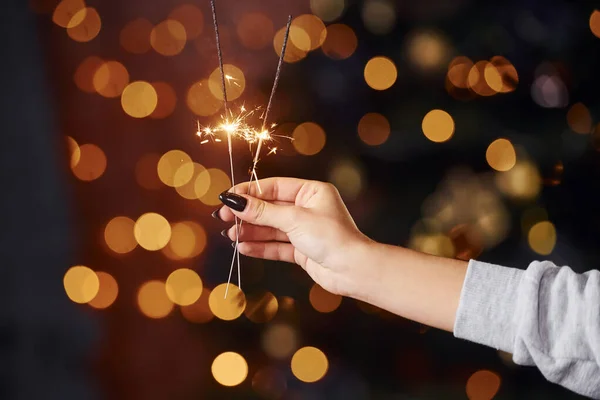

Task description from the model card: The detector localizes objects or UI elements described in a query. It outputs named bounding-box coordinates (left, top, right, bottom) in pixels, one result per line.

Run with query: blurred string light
left=328, top=159, right=364, bottom=200
left=252, top=367, right=287, bottom=399
left=465, top=370, right=501, bottom=400
left=358, top=112, right=390, bottom=146
left=309, top=283, right=342, bottom=313
left=149, top=82, right=177, bottom=119
left=237, top=12, right=274, bottom=50
left=71, top=143, right=106, bottom=181
left=66, top=136, right=81, bottom=168
left=291, top=347, right=329, bottom=383
left=150, top=20, right=187, bottom=56
left=208, top=64, right=246, bottom=101
left=446, top=56, right=518, bottom=97
left=67, top=7, right=101, bottom=42
left=134, top=212, right=171, bottom=251
left=262, top=323, right=298, bottom=359
left=364, top=56, right=397, bottom=90
left=495, top=160, right=541, bottom=200
left=88, top=271, right=118, bottom=309
left=244, top=291, right=278, bottom=323
left=63, top=265, right=99, bottom=304
left=566, top=102, right=593, bottom=134
left=421, top=109, right=455, bottom=143
left=208, top=283, right=246, bottom=320
left=187, top=79, right=222, bottom=116
left=321, top=24, right=357, bottom=60
left=162, top=221, right=207, bottom=260
left=211, top=352, right=248, bottom=387
left=528, top=221, right=556, bottom=255
left=74, top=56, right=104, bottom=93
left=169, top=4, right=204, bottom=40
left=121, top=81, right=158, bottom=118
left=135, top=153, right=162, bottom=190
left=165, top=268, right=203, bottom=306
left=310, top=0, right=346, bottom=22
left=120, top=18, right=153, bottom=54
left=137, top=280, right=174, bottom=318
left=104, top=216, right=137, bottom=254
left=293, top=122, right=326, bottom=155
left=93, top=61, right=129, bottom=98
left=181, top=288, right=214, bottom=323
left=531, top=62, right=569, bottom=108
left=406, top=30, right=450, bottom=72
left=362, top=0, right=396, bottom=35
left=486, top=139, right=517, bottom=172
left=590, top=10, right=600, bottom=38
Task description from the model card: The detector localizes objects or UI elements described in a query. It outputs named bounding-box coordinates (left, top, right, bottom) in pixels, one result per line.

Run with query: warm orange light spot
left=291, top=14, right=326, bottom=51
left=322, top=24, right=357, bottom=60
left=358, top=112, right=390, bottom=146
left=71, top=143, right=106, bottom=181
left=150, top=20, right=187, bottom=56
left=88, top=271, right=118, bottom=309
left=74, top=56, right=104, bottom=93
left=135, top=153, right=162, bottom=190
left=293, top=122, right=326, bottom=155
left=329, top=161, right=363, bottom=200
left=310, top=0, right=345, bottom=22
left=157, top=150, right=192, bottom=187
left=52, top=0, right=85, bottom=28
left=149, top=82, right=177, bottom=119
left=208, top=283, right=246, bottom=321
left=567, top=102, right=592, bottom=134
left=490, top=56, right=518, bottom=93
left=466, top=370, right=501, bottom=400
left=484, top=63, right=503, bottom=93
left=168, top=4, right=204, bottom=40
left=208, top=64, right=245, bottom=101
left=212, top=352, right=248, bottom=387
left=291, top=347, right=328, bottom=383
left=120, top=18, right=153, bottom=54
left=237, top=12, right=274, bottom=50
left=66, top=136, right=81, bottom=168
left=309, top=284, right=342, bottom=313
left=165, top=268, right=203, bottom=306
left=590, top=10, right=600, bottom=38
left=486, top=139, right=517, bottom=172
left=528, top=221, right=556, bottom=256
left=67, top=7, right=101, bottom=42
left=181, top=288, right=214, bottom=323
left=262, top=323, right=298, bottom=358
left=495, top=161, right=541, bottom=200
left=447, top=56, right=474, bottom=89
left=121, top=81, right=158, bottom=118
left=163, top=221, right=207, bottom=259
left=187, top=79, right=222, bottom=116
left=93, top=61, right=129, bottom=98
left=274, top=26, right=307, bottom=63
left=137, top=280, right=174, bottom=318
left=175, top=162, right=206, bottom=199
left=104, top=216, right=137, bottom=254
left=468, top=61, right=497, bottom=96
left=364, top=56, right=397, bottom=90
left=422, top=109, right=455, bottom=143
left=64, top=266, right=99, bottom=304
left=407, top=30, right=449, bottom=71
left=134, top=212, right=171, bottom=251
left=198, top=168, right=232, bottom=206
left=244, top=291, right=278, bottom=323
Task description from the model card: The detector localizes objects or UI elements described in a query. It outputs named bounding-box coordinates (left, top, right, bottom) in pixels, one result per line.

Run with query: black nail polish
left=219, top=191, right=247, bottom=212
left=231, top=242, right=236, bottom=248
left=221, top=229, right=228, bottom=238
left=211, top=208, right=223, bottom=221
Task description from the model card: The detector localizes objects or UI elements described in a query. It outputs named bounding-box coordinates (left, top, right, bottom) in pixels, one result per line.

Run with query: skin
left=217, top=177, right=468, bottom=332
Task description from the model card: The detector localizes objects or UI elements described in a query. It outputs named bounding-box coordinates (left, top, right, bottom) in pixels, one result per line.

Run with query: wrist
left=342, top=238, right=390, bottom=301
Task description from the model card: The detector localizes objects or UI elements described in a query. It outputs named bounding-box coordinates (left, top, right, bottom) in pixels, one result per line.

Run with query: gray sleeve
left=454, top=259, right=600, bottom=399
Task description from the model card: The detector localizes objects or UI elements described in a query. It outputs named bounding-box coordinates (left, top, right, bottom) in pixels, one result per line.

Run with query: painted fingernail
left=221, top=229, right=229, bottom=238
left=219, top=191, right=247, bottom=212
left=231, top=242, right=236, bottom=248
left=211, top=208, right=223, bottom=221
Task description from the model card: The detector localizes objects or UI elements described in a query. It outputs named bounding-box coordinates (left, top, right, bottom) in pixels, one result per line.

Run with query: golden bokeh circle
left=208, top=283, right=246, bottom=320
left=157, top=150, right=192, bottom=187
left=212, top=352, right=248, bottom=387
left=244, top=291, right=278, bottom=323
left=358, top=112, right=390, bottom=146
left=291, top=14, right=327, bottom=51
left=67, top=7, right=101, bottom=42
left=262, top=323, right=298, bottom=359
left=468, top=61, right=497, bottom=96
left=104, top=216, right=137, bottom=254
left=137, top=280, right=174, bottom=318
left=66, top=136, right=81, bottom=168
left=149, top=82, right=177, bottom=119
left=495, top=161, right=541, bottom=200
left=134, top=212, right=171, bottom=251
left=150, top=19, right=187, bottom=56
left=486, top=139, right=516, bottom=172
left=74, top=56, right=104, bottom=93
left=93, top=61, right=130, bottom=98
left=88, top=271, right=118, bottom=309
left=567, top=102, right=592, bottom=134
left=422, top=109, right=455, bottom=143
left=165, top=268, right=203, bottom=306
left=322, top=24, right=357, bottom=60
left=407, top=30, right=449, bottom=71
left=293, top=122, right=326, bottom=155
left=52, top=0, right=86, bottom=28
left=274, top=26, right=308, bottom=63
left=198, top=168, right=232, bottom=206
left=364, top=56, right=397, bottom=90
left=465, top=370, right=501, bottom=400
left=590, top=10, right=600, bottom=39
left=164, top=221, right=207, bottom=260
left=168, top=4, right=204, bottom=40
left=121, top=81, right=158, bottom=118
left=64, top=266, right=99, bottom=304
left=176, top=162, right=207, bottom=199
left=309, top=284, right=342, bottom=313
left=291, top=347, right=329, bottom=383
left=208, top=64, right=246, bottom=102
left=528, top=221, right=557, bottom=256
left=490, top=56, right=519, bottom=93
left=71, top=143, right=107, bottom=181
left=187, top=79, right=222, bottom=116
left=447, top=56, right=474, bottom=89
left=310, top=0, right=345, bottom=22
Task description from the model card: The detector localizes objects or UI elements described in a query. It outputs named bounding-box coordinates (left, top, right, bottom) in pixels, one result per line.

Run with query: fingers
left=215, top=200, right=293, bottom=222
left=237, top=241, right=296, bottom=264
left=230, top=177, right=310, bottom=203
left=224, top=224, right=289, bottom=242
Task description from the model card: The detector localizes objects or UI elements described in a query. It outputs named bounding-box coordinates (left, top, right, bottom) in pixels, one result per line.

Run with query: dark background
left=2, top=0, right=599, bottom=398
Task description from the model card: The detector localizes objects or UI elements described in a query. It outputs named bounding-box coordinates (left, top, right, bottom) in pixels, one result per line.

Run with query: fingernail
left=221, top=229, right=229, bottom=238
left=231, top=242, right=236, bottom=248
left=211, top=208, right=223, bottom=221
left=219, top=191, right=247, bottom=212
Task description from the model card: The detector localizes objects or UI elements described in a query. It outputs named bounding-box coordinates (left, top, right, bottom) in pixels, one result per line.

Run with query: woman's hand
left=215, top=178, right=373, bottom=297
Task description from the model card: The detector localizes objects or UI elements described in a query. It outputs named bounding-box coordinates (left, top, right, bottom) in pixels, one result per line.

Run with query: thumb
left=219, top=191, right=298, bottom=232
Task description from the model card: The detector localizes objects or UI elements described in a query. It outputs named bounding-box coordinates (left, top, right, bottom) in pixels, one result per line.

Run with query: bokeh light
left=121, top=81, right=158, bottom=118
left=71, top=143, right=107, bottom=181
left=291, top=347, right=329, bottom=383
left=175, top=162, right=205, bottom=199
left=187, top=79, right=222, bottom=116
left=358, top=112, right=390, bottom=146
left=528, top=221, right=556, bottom=255
left=93, top=61, right=129, bottom=98
left=406, top=30, right=449, bottom=72
left=291, top=14, right=326, bottom=52
left=274, top=26, right=307, bottom=63
left=88, top=271, right=118, bottom=309
left=422, top=109, right=455, bottom=143
left=52, top=0, right=85, bottom=28
left=134, top=212, right=171, bottom=251
left=322, top=24, right=357, bottom=60
left=310, top=0, right=345, bottom=22
left=309, top=284, right=342, bottom=313
left=163, top=221, right=207, bottom=260
left=329, top=160, right=364, bottom=200
left=149, top=82, right=177, bottom=119
left=252, top=367, right=287, bottom=400
left=237, top=12, right=274, bottom=50
left=567, top=102, right=592, bottom=134
left=64, top=266, right=99, bottom=304
left=362, top=0, right=395, bottom=35
left=208, top=283, right=246, bottom=321
left=168, top=4, right=204, bottom=40
left=590, top=10, right=600, bottom=38
left=181, top=288, right=214, bottom=323
left=468, top=61, right=497, bottom=96
left=135, top=153, right=162, bottom=190
left=208, top=64, right=246, bottom=101
left=212, top=352, right=248, bottom=387
left=150, top=20, right=187, bottom=56
left=447, top=56, right=474, bottom=89
left=198, top=168, right=232, bottom=206
left=66, top=136, right=81, bottom=168
left=262, top=323, right=298, bottom=359
left=158, top=150, right=192, bottom=187
left=104, top=216, right=137, bottom=254
left=486, top=139, right=517, bottom=172
left=137, top=280, right=174, bottom=318
left=495, top=161, right=541, bottom=200
left=364, top=56, right=397, bottom=90
left=119, top=18, right=153, bottom=54
left=490, top=56, right=518, bottom=93
left=74, top=56, right=104, bottom=93
left=67, top=7, right=101, bottom=42
left=293, top=122, right=326, bottom=155
left=244, top=291, right=278, bottom=323
left=165, top=268, right=203, bottom=306
left=466, top=370, right=501, bottom=400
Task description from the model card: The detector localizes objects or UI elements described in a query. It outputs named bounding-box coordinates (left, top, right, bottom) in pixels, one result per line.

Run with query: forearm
left=351, top=242, right=468, bottom=332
